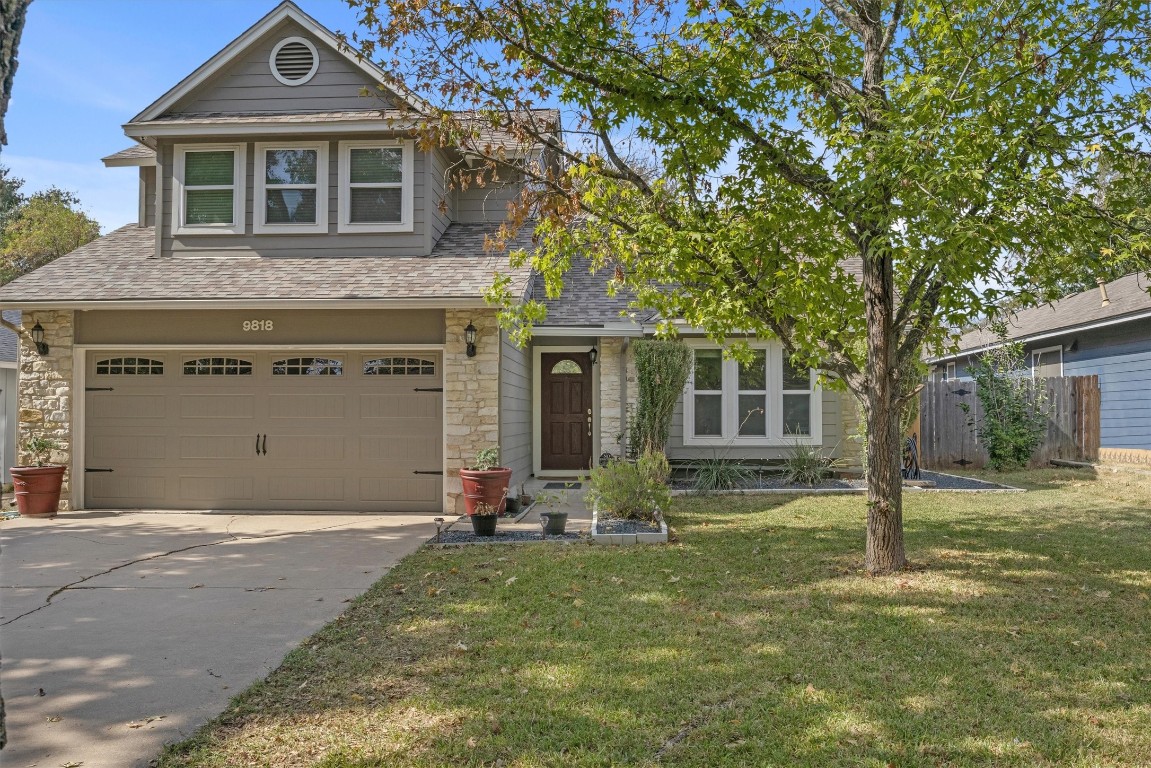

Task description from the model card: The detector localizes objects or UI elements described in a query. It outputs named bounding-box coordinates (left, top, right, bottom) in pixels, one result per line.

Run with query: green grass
left=158, top=468, right=1151, bottom=767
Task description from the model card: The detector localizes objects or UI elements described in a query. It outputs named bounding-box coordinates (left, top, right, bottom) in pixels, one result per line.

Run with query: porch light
left=464, top=322, right=478, bottom=358
left=30, top=322, right=48, bottom=355
left=589, top=346, right=599, bottom=365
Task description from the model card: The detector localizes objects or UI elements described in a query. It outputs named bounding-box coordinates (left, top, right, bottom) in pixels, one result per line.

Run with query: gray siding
left=0, top=366, right=15, bottom=484
left=426, top=149, right=452, bottom=254
left=500, top=330, right=532, bottom=486
left=170, top=19, right=391, bottom=115
left=666, top=387, right=844, bottom=461
left=455, top=172, right=523, bottom=223
left=140, top=166, right=156, bottom=227
left=158, top=135, right=430, bottom=257
left=1061, top=319, right=1151, bottom=449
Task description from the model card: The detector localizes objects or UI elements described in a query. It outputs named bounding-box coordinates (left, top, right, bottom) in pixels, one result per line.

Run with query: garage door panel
left=361, top=435, right=438, bottom=463
left=360, top=393, right=438, bottom=419
left=266, top=475, right=346, bottom=502
left=180, top=394, right=255, bottom=419
left=90, top=394, right=168, bottom=420
left=268, top=394, right=345, bottom=419
left=88, top=474, right=167, bottom=503
left=179, top=435, right=257, bottom=460
left=178, top=475, right=256, bottom=502
left=86, top=349, right=442, bottom=512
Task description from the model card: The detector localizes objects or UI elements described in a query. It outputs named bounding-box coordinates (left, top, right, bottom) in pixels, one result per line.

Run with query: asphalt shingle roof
left=943, top=272, right=1151, bottom=357
left=532, top=255, right=657, bottom=327
left=101, top=144, right=156, bottom=166
left=0, top=224, right=535, bottom=304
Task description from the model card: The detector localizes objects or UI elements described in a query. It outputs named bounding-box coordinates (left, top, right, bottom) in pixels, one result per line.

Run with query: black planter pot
left=471, top=514, right=498, bottom=536
left=540, top=511, right=568, bottom=535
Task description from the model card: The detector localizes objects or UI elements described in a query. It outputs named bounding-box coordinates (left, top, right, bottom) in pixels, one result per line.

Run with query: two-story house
left=0, top=1, right=856, bottom=515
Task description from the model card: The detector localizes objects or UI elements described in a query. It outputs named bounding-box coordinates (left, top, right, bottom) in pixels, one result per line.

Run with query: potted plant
left=458, top=447, right=513, bottom=519
left=535, top=485, right=571, bottom=535
left=11, top=436, right=66, bottom=519
left=470, top=500, right=500, bottom=536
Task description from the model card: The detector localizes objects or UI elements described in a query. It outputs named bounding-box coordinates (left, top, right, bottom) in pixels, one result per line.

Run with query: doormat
left=543, top=482, right=581, bottom=490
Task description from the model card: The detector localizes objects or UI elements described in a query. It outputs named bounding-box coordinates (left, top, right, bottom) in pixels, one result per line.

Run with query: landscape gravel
left=434, top=530, right=584, bottom=545
left=595, top=519, right=664, bottom=535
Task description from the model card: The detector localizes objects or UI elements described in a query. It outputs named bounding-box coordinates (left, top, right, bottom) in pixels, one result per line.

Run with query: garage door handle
left=413, top=470, right=444, bottom=475
left=261, top=434, right=268, bottom=456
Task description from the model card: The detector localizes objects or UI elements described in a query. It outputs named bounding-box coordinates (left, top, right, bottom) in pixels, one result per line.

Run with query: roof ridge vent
left=270, top=36, right=319, bottom=86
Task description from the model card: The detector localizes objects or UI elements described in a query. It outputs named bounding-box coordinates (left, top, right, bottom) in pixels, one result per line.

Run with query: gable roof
left=936, top=272, right=1151, bottom=360
left=102, top=144, right=156, bottom=167
left=130, top=1, right=428, bottom=124
left=0, top=225, right=534, bottom=308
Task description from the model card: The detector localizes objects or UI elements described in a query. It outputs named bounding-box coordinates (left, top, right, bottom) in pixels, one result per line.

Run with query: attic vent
left=270, top=37, right=319, bottom=86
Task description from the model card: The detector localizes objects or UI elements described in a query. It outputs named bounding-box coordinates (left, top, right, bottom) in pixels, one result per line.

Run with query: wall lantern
left=589, top=346, right=599, bottom=365
left=464, top=322, right=478, bottom=358
left=31, top=322, right=49, bottom=355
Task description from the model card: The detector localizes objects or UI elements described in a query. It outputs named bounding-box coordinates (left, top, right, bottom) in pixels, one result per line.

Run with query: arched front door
left=540, top=352, right=593, bottom=471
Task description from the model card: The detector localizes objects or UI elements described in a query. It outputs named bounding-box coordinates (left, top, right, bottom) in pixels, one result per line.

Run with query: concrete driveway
left=0, top=511, right=435, bottom=768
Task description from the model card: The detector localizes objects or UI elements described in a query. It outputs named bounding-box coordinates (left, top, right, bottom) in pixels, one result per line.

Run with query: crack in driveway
left=1, top=517, right=392, bottom=627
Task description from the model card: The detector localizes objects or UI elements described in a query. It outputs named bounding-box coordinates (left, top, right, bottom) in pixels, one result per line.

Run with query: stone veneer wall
left=17, top=310, right=75, bottom=510
left=443, top=309, right=501, bottom=513
left=597, top=337, right=636, bottom=461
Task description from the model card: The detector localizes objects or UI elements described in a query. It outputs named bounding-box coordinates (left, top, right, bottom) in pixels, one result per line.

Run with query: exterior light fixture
left=434, top=517, right=445, bottom=543
left=30, top=322, right=48, bottom=355
left=464, top=322, right=478, bottom=358
left=588, top=346, right=599, bottom=365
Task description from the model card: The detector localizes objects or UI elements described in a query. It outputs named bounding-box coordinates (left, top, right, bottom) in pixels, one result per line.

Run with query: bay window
left=174, top=144, right=246, bottom=235
left=337, top=140, right=413, bottom=232
left=254, top=142, right=328, bottom=234
left=683, top=344, right=822, bottom=445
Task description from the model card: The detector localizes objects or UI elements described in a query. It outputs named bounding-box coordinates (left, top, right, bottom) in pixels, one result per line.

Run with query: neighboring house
left=929, top=272, right=1151, bottom=452
left=0, top=310, right=18, bottom=482
left=0, top=1, right=856, bottom=515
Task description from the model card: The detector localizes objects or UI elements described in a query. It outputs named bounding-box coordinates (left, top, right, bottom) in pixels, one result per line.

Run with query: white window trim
left=1031, top=345, right=1064, bottom=378
left=682, top=340, right=823, bottom=447
left=269, top=36, right=320, bottom=86
left=173, top=143, right=246, bottom=235
left=337, top=140, right=414, bottom=233
left=253, top=141, right=329, bottom=235
left=945, top=361, right=956, bottom=381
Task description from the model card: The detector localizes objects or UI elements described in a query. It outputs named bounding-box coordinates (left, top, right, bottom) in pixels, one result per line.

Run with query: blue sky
left=2, top=0, right=364, bottom=232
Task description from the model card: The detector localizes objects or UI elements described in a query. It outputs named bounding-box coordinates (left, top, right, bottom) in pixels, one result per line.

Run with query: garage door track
left=0, top=511, right=434, bottom=767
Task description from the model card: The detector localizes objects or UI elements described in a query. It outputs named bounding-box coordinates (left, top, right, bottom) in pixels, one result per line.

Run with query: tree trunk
left=861, top=242, right=908, bottom=575
left=0, top=0, right=32, bottom=148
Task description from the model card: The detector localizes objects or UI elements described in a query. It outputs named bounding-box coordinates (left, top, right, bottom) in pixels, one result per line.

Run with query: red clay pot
left=11, top=465, right=66, bottom=519
left=459, top=467, right=512, bottom=516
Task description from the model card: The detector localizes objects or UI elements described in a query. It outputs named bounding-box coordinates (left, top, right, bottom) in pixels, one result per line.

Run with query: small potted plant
left=470, top=500, right=501, bottom=536
left=458, top=447, right=513, bottom=519
left=11, top=435, right=66, bottom=519
left=535, top=485, right=570, bottom=535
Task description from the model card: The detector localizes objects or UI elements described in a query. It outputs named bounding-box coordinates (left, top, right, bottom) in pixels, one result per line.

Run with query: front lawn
left=159, top=468, right=1151, bottom=767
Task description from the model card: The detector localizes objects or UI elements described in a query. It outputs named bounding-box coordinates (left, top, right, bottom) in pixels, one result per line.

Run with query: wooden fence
left=918, top=375, right=1100, bottom=470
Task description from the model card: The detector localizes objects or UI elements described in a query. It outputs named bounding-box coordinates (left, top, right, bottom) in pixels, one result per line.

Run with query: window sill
left=337, top=221, right=414, bottom=234
left=682, top=434, right=823, bottom=447
left=174, top=224, right=245, bottom=236
left=253, top=223, right=329, bottom=235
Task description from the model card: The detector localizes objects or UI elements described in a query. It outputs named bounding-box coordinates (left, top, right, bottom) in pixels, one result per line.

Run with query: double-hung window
left=254, top=142, right=328, bottom=234
left=684, top=343, right=822, bottom=445
left=174, top=144, right=246, bottom=235
left=337, top=140, right=413, bottom=233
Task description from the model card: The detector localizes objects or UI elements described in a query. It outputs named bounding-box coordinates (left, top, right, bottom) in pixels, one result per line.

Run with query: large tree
left=349, top=0, right=1151, bottom=573
left=1, top=187, right=99, bottom=284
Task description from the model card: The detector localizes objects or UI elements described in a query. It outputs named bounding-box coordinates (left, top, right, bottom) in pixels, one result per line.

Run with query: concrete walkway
left=0, top=511, right=436, bottom=768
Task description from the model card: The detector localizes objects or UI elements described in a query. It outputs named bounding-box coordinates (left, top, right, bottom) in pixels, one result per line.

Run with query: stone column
left=597, top=337, right=635, bottom=462
left=17, top=310, right=75, bottom=511
left=443, top=309, right=501, bottom=514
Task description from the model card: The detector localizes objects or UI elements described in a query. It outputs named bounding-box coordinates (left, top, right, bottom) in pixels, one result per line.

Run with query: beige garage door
left=84, top=351, right=443, bottom=512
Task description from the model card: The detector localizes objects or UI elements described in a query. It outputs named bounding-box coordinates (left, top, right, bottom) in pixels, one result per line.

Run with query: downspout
left=0, top=315, right=22, bottom=340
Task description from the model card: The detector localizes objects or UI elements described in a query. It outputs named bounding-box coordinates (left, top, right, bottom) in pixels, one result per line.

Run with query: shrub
left=470, top=447, right=501, bottom=471
left=968, top=327, right=1048, bottom=470
left=629, top=340, right=693, bottom=455
left=587, top=451, right=671, bottom=522
left=781, top=441, right=838, bottom=486
left=691, top=457, right=756, bottom=492
left=22, top=435, right=60, bottom=467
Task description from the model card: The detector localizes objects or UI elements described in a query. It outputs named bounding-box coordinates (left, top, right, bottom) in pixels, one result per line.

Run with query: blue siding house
left=929, top=274, right=1151, bottom=451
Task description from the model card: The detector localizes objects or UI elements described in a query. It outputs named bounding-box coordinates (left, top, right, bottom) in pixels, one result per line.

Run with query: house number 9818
left=243, top=320, right=274, bottom=332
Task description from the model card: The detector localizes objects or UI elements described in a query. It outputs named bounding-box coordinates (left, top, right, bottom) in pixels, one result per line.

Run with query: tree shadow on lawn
left=159, top=484, right=1151, bottom=767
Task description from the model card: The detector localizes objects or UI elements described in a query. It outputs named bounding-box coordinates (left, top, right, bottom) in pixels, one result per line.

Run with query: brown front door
left=541, top=352, right=593, bottom=471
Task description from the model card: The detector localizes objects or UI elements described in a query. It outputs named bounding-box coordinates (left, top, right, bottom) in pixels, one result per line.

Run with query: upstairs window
left=174, top=144, right=246, bottom=235
left=254, top=143, right=328, bottom=234
left=337, top=140, right=413, bottom=233
left=683, top=344, right=822, bottom=446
